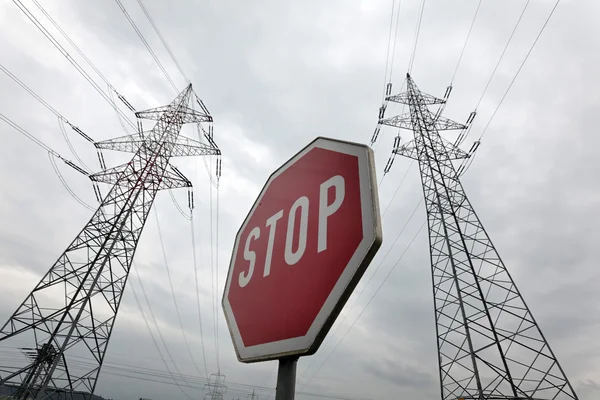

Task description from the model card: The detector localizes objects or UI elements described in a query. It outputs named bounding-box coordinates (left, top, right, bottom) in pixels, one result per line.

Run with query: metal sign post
left=275, top=357, right=298, bottom=400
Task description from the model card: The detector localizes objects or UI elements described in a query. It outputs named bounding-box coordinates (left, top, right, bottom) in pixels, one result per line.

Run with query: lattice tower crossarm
left=0, top=84, right=220, bottom=400
left=379, top=74, right=578, bottom=400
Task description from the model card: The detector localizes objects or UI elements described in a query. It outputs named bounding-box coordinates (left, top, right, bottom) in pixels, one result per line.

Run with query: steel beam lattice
left=378, top=74, right=578, bottom=400
left=0, top=84, right=220, bottom=400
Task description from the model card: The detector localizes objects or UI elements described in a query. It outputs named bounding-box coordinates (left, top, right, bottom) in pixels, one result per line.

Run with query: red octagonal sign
left=222, top=137, right=382, bottom=362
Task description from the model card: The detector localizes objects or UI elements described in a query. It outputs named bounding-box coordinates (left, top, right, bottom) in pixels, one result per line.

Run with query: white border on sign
left=222, top=137, right=381, bottom=362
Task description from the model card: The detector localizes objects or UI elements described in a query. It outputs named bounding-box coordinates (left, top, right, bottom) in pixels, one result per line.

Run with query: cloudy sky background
left=1, top=0, right=599, bottom=399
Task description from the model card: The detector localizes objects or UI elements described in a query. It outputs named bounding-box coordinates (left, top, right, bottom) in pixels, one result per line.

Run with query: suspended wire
left=0, top=346, right=372, bottom=400
left=373, top=0, right=403, bottom=158
left=128, top=271, right=196, bottom=400
left=475, top=0, right=531, bottom=110
left=0, top=63, right=61, bottom=118
left=208, top=155, right=219, bottom=372
left=135, top=0, right=188, bottom=82
left=455, top=0, right=531, bottom=154
left=189, top=117, right=211, bottom=377
left=450, top=0, right=484, bottom=84
left=164, top=96, right=198, bottom=220
left=381, top=0, right=397, bottom=101
left=197, top=123, right=220, bottom=188
left=189, top=100, right=221, bottom=372
left=154, top=208, right=206, bottom=379
left=0, top=62, right=97, bottom=174
left=113, top=0, right=179, bottom=92
left=387, top=0, right=403, bottom=83
left=48, top=152, right=95, bottom=211
left=190, top=214, right=210, bottom=379
left=12, top=0, right=136, bottom=130
left=30, top=0, right=120, bottom=95
left=28, top=0, right=140, bottom=136
left=480, top=0, right=558, bottom=138
left=58, top=118, right=91, bottom=172
left=0, top=344, right=370, bottom=400
left=1, top=105, right=95, bottom=215
left=261, top=364, right=277, bottom=387
left=300, top=198, right=422, bottom=381
left=108, top=87, right=133, bottom=135
left=9, top=2, right=215, bottom=386
left=130, top=262, right=197, bottom=399
left=381, top=162, right=414, bottom=218
left=302, top=221, right=426, bottom=389
left=214, top=181, right=221, bottom=372
left=377, top=173, right=386, bottom=188
left=1, top=110, right=63, bottom=159
left=462, top=0, right=561, bottom=175
left=408, top=0, right=427, bottom=74
left=169, top=190, right=192, bottom=220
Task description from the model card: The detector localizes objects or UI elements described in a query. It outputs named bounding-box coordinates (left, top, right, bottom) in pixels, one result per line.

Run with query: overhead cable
left=408, top=0, right=427, bottom=73
left=461, top=0, right=561, bottom=175
left=12, top=0, right=136, bottom=129
left=474, top=0, right=532, bottom=110
left=128, top=272, right=196, bottom=400
left=451, top=0, right=485, bottom=84
left=190, top=214, right=210, bottom=378
left=135, top=0, right=188, bottom=81
left=154, top=208, right=206, bottom=379
left=131, top=262, right=198, bottom=399
left=114, top=0, right=178, bottom=92
left=300, top=199, right=422, bottom=381
left=302, top=221, right=426, bottom=389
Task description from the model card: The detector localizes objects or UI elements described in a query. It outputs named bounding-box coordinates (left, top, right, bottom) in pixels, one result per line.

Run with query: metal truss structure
left=0, top=85, right=220, bottom=399
left=204, top=372, right=227, bottom=400
left=375, top=74, right=578, bottom=400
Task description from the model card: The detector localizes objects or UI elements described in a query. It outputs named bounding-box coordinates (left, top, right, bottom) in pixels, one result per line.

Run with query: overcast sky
left=1, top=0, right=599, bottom=399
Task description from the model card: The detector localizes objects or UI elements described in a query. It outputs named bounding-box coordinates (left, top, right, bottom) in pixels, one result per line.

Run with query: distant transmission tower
left=204, top=372, right=227, bottom=400
left=375, top=74, right=578, bottom=400
left=0, top=84, right=220, bottom=399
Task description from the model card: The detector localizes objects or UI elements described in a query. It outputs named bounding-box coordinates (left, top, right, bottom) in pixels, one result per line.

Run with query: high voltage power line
left=12, top=0, right=136, bottom=129
left=458, top=0, right=562, bottom=176
left=408, top=0, right=427, bottom=74
left=114, top=0, right=225, bottom=371
left=1, top=0, right=569, bottom=398
left=305, top=0, right=567, bottom=391
left=301, top=222, right=426, bottom=390
left=474, top=0, right=532, bottom=111
left=7, top=0, right=222, bottom=391
left=0, top=346, right=368, bottom=400
left=113, top=0, right=179, bottom=92
left=0, top=82, right=220, bottom=398
left=154, top=208, right=207, bottom=379
left=1, top=58, right=212, bottom=389
left=129, top=266, right=198, bottom=400
left=450, top=0, right=484, bottom=85
left=299, top=198, right=423, bottom=382
left=306, top=0, right=429, bottom=385
left=135, top=0, right=189, bottom=82
left=2, top=2, right=223, bottom=397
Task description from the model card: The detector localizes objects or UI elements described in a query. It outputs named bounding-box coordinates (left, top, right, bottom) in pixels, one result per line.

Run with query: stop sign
left=222, top=137, right=382, bottom=362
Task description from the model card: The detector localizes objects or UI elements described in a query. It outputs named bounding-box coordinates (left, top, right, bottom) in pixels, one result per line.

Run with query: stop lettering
left=223, top=137, right=381, bottom=362
left=239, top=173, right=346, bottom=288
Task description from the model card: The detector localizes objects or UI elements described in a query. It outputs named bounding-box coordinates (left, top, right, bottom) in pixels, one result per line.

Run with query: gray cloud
left=1, top=0, right=599, bottom=399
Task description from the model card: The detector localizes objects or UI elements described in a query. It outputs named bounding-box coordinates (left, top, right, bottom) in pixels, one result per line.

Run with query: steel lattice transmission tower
left=375, top=74, right=578, bottom=400
left=204, top=372, right=227, bottom=400
left=0, top=84, right=220, bottom=399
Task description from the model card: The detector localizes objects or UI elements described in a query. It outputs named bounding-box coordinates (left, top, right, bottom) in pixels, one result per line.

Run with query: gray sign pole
left=275, top=357, right=298, bottom=400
